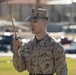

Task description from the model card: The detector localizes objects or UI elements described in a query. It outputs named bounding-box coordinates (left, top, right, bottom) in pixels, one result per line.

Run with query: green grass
left=0, top=57, right=29, bottom=75
left=0, top=57, right=76, bottom=75
left=66, top=58, right=76, bottom=75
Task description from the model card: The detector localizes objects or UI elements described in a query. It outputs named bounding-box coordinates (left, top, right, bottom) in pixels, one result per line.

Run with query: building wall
left=0, top=4, right=31, bottom=21
left=0, top=5, right=8, bottom=18
left=1, top=4, right=76, bottom=32
left=0, top=4, right=70, bottom=21
left=21, top=5, right=31, bottom=21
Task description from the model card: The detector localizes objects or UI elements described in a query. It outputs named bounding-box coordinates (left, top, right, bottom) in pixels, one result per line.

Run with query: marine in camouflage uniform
left=13, top=8, right=68, bottom=75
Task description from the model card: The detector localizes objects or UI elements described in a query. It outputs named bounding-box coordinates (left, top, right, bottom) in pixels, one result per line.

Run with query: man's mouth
left=32, top=28, right=34, bottom=30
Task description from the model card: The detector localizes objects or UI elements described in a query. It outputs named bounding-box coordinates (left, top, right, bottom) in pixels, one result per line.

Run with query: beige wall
left=0, top=4, right=31, bottom=21
left=0, top=4, right=75, bottom=23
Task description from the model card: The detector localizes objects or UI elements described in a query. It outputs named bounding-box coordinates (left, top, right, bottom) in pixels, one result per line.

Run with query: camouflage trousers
left=29, top=73, right=53, bottom=75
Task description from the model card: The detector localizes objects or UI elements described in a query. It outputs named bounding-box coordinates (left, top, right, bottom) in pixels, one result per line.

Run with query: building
left=0, top=0, right=76, bottom=32
left=0, top=0, right=49, bottom=21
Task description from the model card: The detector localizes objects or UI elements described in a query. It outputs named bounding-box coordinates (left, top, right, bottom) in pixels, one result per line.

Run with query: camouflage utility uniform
left=13, top=34, right=67, bottom=75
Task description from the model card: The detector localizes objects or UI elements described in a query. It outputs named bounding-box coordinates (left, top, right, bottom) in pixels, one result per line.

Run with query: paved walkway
left=66, top=54, right=76, bottom=58
left=0, top=52, right=13, bottom=57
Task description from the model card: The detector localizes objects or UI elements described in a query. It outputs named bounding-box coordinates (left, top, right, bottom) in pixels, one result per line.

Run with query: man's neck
left=35, top=31, right=47, bottom=40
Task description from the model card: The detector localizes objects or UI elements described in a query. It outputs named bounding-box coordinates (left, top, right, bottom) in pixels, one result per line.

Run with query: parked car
left=65, top=41, right=76, bottom=54
left=0, top=33, right=28, bottom=52
left=56, top=36, right=72, bottom=45
left=0, top=35, right=13, bottom=45
left=0, top=33, right=13, bottom=52
left=0, top=44, right=8, bottom=52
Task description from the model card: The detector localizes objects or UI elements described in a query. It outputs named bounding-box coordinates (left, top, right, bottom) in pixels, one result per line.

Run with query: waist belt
left=29, top=73, right=53, bottom=75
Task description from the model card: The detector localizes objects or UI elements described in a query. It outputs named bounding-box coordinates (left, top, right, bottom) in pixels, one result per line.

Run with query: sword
left=6, top=0, right=22, bottom=48
left=6, top=0, right=17, bottom=38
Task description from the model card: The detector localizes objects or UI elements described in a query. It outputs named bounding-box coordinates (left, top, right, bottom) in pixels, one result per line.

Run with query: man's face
left=29, top=19, right=47, bottom=34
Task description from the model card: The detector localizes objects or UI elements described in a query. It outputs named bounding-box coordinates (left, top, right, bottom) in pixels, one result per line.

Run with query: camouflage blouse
left=13, top=34, right=67, bottom=75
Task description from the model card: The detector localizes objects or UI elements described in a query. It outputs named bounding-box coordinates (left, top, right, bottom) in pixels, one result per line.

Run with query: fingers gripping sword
left=6, top=0, right=17, bottom=37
